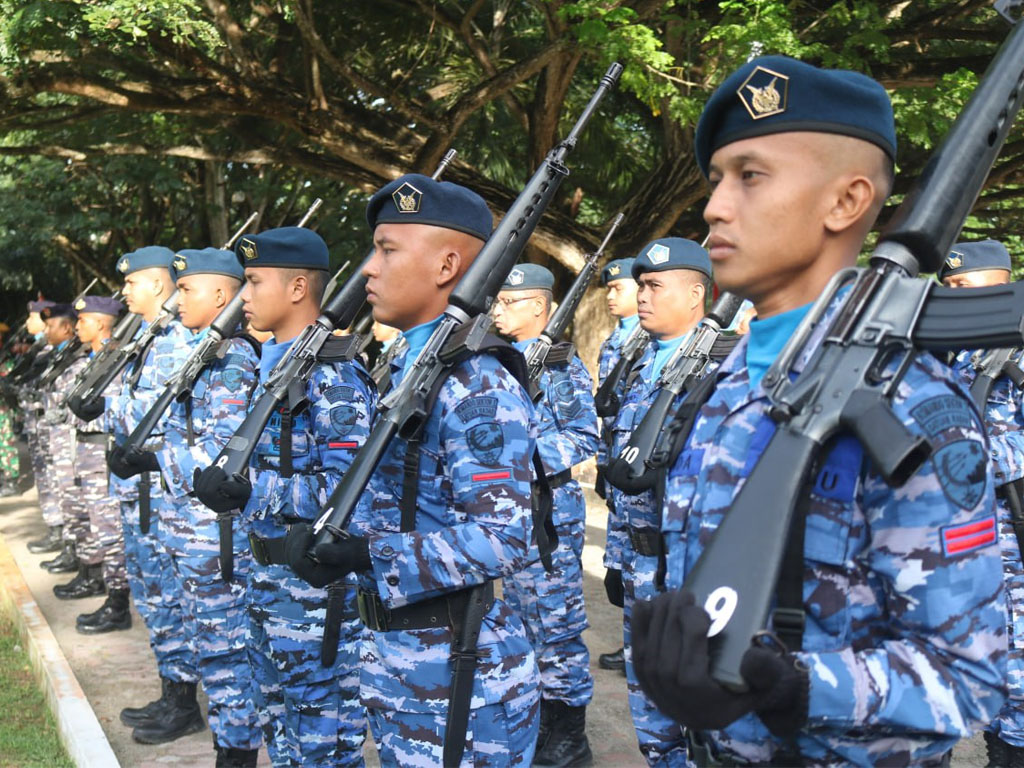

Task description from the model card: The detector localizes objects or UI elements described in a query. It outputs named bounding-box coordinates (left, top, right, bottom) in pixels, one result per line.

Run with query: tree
left=0, top=0, right=1020, bottom=362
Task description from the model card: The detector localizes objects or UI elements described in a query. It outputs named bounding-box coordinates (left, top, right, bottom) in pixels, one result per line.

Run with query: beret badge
left=173, top=256, right=187, bottom=271
left=239, top=238, right=258, bottom=261
left=646, top=243, right=671, bottom=265
left=946, top=253, right=963, bottom=270
left=392, top=182, right=422, bottom=214
left=738, top=66, right=788, bottom=120
left=118, top=258, right=130, bottom=273
left=508, top=268, right=524, bottom=286
left=608, top=265, right=620, bottom=276
left=74, top=299, right=86, bottom=311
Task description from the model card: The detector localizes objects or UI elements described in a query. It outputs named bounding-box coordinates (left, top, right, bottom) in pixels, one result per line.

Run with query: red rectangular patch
left=941, top=515, right=997, bottom=557
left=222, top=399, right=245, bottom=405
left=328, top=442, right=358, bottom=449
left=472, top=470, right=511, bottom=483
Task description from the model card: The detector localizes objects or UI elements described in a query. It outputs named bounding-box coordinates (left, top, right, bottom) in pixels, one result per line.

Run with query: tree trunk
left=204, top=160, right=229, bottom=247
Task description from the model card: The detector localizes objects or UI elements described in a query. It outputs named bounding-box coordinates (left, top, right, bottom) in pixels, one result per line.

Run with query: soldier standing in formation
left=492, top=263, right=600, bottom=768
left=940, top=240, right=1024, bottom=767
left=634, top=55, right=1007, bottom=766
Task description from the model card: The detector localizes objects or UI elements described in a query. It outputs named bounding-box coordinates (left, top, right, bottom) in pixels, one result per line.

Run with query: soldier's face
left=606, top=279, right=638, bottom=318
left=44, top=317, right=72, bottom=346
left=491, top=290, right=545, bottom=341
left=177, top=274, right=222, bottom=330
left=75, top=313, right=104, bottom=344
left=704, top=133, right=838, bottom=305
left=241, top=268, right=288, bottom=334
left=121, top=269, right=164, bottom=316
left=636, top=270, right=705, bottom=339
left=942, top=270, right=1010, bottom=289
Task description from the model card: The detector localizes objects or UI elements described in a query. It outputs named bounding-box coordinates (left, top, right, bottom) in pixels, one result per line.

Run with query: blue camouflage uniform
left=661, top=296, right=1008, bottom=765
left=349, top=320, right=541, bottom=767
left=155, top=250, right=263, bottom=752
left=107, top=248, right=198, bottom=686
left=504, top=339, right=598, bottom=708
left=596, top=313, right=640, bottom=475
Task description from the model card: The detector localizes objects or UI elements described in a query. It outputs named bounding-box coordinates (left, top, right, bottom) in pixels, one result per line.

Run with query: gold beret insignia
left=392, top=182, right=422, bottom=214
left=738, top=66, right=789, bottom=120
left=239, top=238, right=258, bottom=261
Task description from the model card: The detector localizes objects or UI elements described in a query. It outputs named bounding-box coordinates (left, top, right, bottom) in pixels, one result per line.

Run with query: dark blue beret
left=940, top=240, right=1012, bottom=279
left=367, top=173, right=492, bottom=241
left=235, top=227, right=329, bottom=271
left=28, top=300, right=55, bottom=313
left=74, top=296, right=124, bottom=317
left=695, top=55, right=896, bottom=177
left=171, top=248, right=245, bottom=281
left=600, top=258, right=636, bottom=286
left=116, top=245, right=176, bottom=276
left=632, top=238, right=711, bottom=279
left=42, top=303, right=77, bottom=321
left=501, top=264, right=554, bottom=291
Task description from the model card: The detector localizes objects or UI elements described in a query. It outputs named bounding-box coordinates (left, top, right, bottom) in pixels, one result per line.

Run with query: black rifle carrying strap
left=279, top=408, right=294, bottom=479
left=443, top=580, right=492, bottom=768
left=772, top=484, right=812, bottom=653
left=321, top=581, right=347, bottom=668
left=127, top=333, right=158, bottom=391
left=184, top=398, right=196, bottom=447
left=139, top=471, right=153, bottom=534
left=659, top=368, right=723, bottom=469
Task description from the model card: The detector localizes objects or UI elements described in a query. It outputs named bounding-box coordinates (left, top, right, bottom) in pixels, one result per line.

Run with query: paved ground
left=0, top=469, right=989, bottom=767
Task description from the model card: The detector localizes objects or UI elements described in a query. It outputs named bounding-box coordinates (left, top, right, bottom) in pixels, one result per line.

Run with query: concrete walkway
left=0, top=477, right=989, bottom=767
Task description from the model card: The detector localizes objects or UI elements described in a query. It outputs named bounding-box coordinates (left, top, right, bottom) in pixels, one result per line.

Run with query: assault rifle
left=523, top=213, right=625, bottom=395
left=595, top=320, right=650, bottom=418
left=194, top=150, right=459, bottom=513
left=970, top=347, right=1024, bottom=409
left=311, top=63, right=621, bottom=542
left=67, top=214, right=261, bottom=421
left=604, top=292, right=744, bottom=493
left=679, top=7, right=1024, bottom=692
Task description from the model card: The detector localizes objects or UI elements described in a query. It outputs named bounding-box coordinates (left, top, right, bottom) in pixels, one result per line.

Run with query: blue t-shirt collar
left=394, top=315, right=444, bottom=384
left=745, top=302, right=813, bottom=390
left=258, top=335, right=295, bottom=384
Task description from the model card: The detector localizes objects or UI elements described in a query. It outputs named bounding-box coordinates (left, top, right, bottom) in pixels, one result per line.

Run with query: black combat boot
left=77, top=588, right=132, bottom=634
left=27, top=525, right=62, bottom=553
left=131, top=680, right=205, bottom=744
left=54, top=564, right=105, bottom=600
left=598, top=646, right=625, bottom=674
left=988, top=732, right=1024, bottom=768
left=119, top=677, right=172, bottom=727
left=533, top=701, right=593, bottom=768
left=537, top=698, right=556, bottom=753
left=42, top=541, right=78, bottom=573
left=214, top=743, right=259, bottom=767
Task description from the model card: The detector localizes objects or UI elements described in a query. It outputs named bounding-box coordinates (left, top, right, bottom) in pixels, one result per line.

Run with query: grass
left=0, top=610, right=73, bottom=768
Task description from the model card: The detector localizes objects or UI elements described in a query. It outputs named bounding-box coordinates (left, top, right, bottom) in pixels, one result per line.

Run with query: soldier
left=285, top=174, right=542, bottom=766
left=112, top=248, right=263, bottom=764
left=491, top=263, right=600, bottom=767
left=605, top=240, right=710, bottom=767
left=91, top=247, right=201, bottom=742
left=634, top=56, right=1007, bottom=766
left=196, top=227, right=372, bottom=766
left=939, top=240, right=1024, bottom=767
left=36, top=304, right=84, bottom=574
left=594, top=257, right=640, bottom=675
left=58, top=297, right=132, bottom=624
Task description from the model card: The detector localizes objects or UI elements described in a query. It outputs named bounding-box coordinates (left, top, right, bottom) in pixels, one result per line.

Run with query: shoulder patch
left=911, top=394, right=987, bottom=510
left=941, top=515, right=996, bottom=557
left=329, top=403, right=358, bottom=436
left=467, top=422, right=504, bottom=465
left=324, top=385, right=356, bottom=404
left=220, top=352, right=248, bottom=392
left=549, top=369, right=582, bottom=420
left=455, top=396, right=498, bottom=423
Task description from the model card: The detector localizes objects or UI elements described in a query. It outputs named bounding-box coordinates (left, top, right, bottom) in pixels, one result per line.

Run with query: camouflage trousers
left=503, top=518, right=594, bottom=707
left=0, top=405, right=19, bottom=481
left=987, top=500, right=1024, bottom=746
left=74, top=443, right=125, bottom=590
left=30, top=427, right=60, bottom=527
left=623, top=548, right=688, bottom=767
left=165, top=496, right=262, bottom=750
left=121, top=489, right=198, bottom=684
left=247, top=563, right=366, bottom=767
left=367, top=694, right=540, bottom=767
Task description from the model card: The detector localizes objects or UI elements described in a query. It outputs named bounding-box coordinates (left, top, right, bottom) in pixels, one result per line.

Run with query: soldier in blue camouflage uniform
left=98, top=247, right=201, bottom=741
left=113, top=248, right=263, bottom=764
left=492, top=263, right=600, bottom=767
left=940, top=240, right=1024, bottom=767
left=53, top=297, right=127, bottom=607
left=605, top=239, right=710, bottom=767
left=595, top=258, right=640, bottom=675
left=633, top=55, right=1008, bottom=767
left=198, top=227, right=372, bottom=767
left=286, top=174, right=541, bottom=767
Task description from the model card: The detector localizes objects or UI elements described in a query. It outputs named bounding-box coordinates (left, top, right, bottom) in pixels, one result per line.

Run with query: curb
left=0, top=530, right=120, bottom=768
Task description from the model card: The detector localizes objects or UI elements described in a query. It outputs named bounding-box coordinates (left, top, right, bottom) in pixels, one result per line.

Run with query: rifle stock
left=313, top=64, right=623, bottom=548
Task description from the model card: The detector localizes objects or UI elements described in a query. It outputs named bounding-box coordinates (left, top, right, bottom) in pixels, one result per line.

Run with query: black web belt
left=357, top=581, right=495, bottom=633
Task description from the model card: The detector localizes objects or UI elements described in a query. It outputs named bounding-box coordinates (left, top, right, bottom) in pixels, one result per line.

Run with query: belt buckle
left=357, top=589, right=390, bottom=631
left=248, top=533, right=269, bottom=566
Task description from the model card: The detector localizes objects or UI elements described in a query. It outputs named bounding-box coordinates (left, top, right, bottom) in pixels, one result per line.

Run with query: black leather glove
left=284, top=523, right=372, bottom=588
left=74, top=396, right=105, bottom=422
left=595, top=466, right=608, bottom=499
left=192, top=466, right=252, bottom=513
left=604, top=567, right=625, bottom=608
left=632, top=589, right=809, bottom=735
left=107, top=445, right=158, bottom=479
